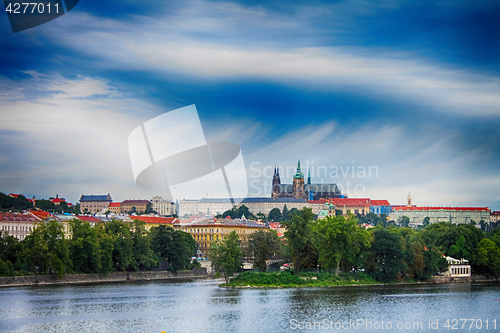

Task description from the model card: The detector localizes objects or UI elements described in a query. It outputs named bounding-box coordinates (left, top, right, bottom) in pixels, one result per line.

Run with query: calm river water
left=1, top=279, right=499, bottom=332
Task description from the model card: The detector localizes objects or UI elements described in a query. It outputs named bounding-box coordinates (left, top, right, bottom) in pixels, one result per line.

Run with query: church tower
left=407, top=192, right=412, bottom=207
left=272, top=166, right=281, bottom=198
left=292, top=157, right=305, bottom=199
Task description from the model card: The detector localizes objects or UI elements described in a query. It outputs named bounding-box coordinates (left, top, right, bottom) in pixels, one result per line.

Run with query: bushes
left=226, top=271, right=376, bottom=287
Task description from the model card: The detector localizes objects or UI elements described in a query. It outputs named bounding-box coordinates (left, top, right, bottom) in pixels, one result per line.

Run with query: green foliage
left=366, top=228, right=405, bottom=282
left=132, top=220, right=158, bottom=270
left=210, top=231, right=242, bottom=283
left=313, top=214, right=372, bottom=273
left=476, top=238, right=500, bottom=275
left=226, top=271, right=378, bottom=287
left=150, top=225, right=196, bottom=271
left=398, top=216, right=410, bottom=228
left=221, top=205, right=256, bottom=220
left=0, top=192, right=33, bottom=212
left=249, top=230, right=282, bottom=272
left=21, top=220, right=70, bottom=277
left=281, top=207, right=315, bottom=274
left=268, top=208, right=282, bottom=221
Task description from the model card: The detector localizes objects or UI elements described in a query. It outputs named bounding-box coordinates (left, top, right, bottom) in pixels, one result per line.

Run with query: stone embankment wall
left=0, top=268, right=207, bottom=288
left=432, top=275, right=500, bottom=284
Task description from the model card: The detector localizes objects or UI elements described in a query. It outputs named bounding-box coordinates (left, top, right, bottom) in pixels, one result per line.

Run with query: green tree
left=423, top=217, right=430, bottom=227
left=144, top=202, right=155, bottom=214
left=21, top=220, right=70, bottom=277
left=0, top=232, right=20, bottom=275
left=256, top=212, right=266, bottom=221
left=398, top=216, right=410, bottom=228
left=268, top=208, right=282, bottom=221
left=69, top=219, right=101, bottom=273
left=476, top=238, right=500, bottom=275
left=281, top=207, right=315, bottom=274
left=132, top=220, right=158, bottom=270
left=210, top=231, right=242, bottom=283
left=0, top=193, right=33, bottom=212
left=249, top=230, right=282, bottom=272
left=366, top=228, right=404, bottom=282
left=282, top=205, right=291, bottom=221
left=105, top=220, right=134, bottom=271
left=150, top=226, right=196, bottom=271
left=313, top=214, right=371, bottom=273
left=423, top=246, right=448, bottom=278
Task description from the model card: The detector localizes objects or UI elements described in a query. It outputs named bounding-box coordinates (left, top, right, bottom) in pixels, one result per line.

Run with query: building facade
left=120, top=200, right=149, bottom=214
left=391, top=206, right=491, bottom=227
left=107, top=202, right=121, bottom=214
left=369, top=200, right=392, bottom=215
left=174, top=218, right=269, bottom=257
left=80, top=194, right=112, bottom=214
left=150, top=196, right=175, bottom=216
left=0, top=212, right=41, bottom=240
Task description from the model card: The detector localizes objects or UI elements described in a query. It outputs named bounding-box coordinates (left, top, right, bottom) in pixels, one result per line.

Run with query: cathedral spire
left=294, top=157, right=304, bottom=179
left=307, top=169, right=311, bottom=185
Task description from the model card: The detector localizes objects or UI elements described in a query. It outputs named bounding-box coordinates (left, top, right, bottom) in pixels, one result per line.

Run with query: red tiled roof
left=371, top=200, right=390, bottom=206
left=394, top=206, right=490, bottom=212
left=76, top=215, right=101, bottom=222
left=269, top=222, right=281, bottom=229
left=8, top=194, right=20, bottom=198
left=51, top=198, right=65, bottom=203
left=108, top=202, right=121, bottom=207
left=0, top=212, right=41, bottom=222
left=492, top=211, right=500, bottom=216
left=308, top=198, right=372, bottom=206
left=29, top=210, right=53, bottom=220
left=131, top=216, right=178, bottom=224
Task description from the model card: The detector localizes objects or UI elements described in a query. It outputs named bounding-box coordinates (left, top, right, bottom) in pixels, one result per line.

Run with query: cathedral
left=271, top=158, right=343, bottom=200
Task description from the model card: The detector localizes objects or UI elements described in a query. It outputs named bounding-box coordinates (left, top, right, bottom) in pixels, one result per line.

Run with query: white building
left=444, top=256, right=471, bottom=277
left=178, top=197, right=311, bottom=217
left=391, top=206, right=491, bottom=227
left=150, top=196, right=176, bottom=216
left=0, top=212, right=41, bottom=240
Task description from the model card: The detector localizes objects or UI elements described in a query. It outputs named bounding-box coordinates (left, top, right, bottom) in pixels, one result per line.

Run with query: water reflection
left=0, top=280, right=499, bottom=332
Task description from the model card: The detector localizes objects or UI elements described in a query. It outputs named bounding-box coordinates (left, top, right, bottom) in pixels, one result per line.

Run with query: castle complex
left=272, top=158, right=342, bottom=200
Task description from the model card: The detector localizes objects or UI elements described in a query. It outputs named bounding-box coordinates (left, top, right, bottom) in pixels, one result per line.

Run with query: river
left=1, top=279, right=499, bottom=332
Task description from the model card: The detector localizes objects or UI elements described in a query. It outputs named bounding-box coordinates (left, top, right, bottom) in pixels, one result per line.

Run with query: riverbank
left=221, top=271, right=500, bottom=288
left=0, top=268, right=208, bottom=288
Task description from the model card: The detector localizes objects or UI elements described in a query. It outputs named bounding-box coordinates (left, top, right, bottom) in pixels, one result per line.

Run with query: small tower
left=407, top=192, right=412, bottom=207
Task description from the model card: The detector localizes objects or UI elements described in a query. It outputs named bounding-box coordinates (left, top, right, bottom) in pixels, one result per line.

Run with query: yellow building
left=174, top=217, right=269, bottom=257
left=108, top=202, right=121, bottom=214
left=120, top=200, right=149, bottom=214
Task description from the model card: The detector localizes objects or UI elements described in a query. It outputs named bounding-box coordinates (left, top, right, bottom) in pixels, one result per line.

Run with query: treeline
left=0, top=192, right=81, bottom=214
left=216, top=204, right=300, bottom=222
left=0, top=219, right=198, bottom=277
left=0, top=193, right=33, bottom=212
left=252, top=208, right=500, bottom=283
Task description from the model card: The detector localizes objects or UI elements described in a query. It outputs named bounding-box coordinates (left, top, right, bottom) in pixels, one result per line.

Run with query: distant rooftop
left=80, top=194, right=111, bottom=202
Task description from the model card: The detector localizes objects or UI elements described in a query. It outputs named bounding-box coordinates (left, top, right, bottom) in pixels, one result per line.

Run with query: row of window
left=1, top=225, right=33, bottom=232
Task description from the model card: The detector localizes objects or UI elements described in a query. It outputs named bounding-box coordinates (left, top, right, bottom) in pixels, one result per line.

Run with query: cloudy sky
left=0, top=0, right=499, bottom=209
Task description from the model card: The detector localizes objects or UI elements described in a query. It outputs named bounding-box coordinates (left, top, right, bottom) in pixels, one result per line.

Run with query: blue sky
left=0, top=0, right=499, bottom=209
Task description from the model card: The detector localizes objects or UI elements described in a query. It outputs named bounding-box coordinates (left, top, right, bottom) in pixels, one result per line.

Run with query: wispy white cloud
left=0, top=73, right=171, bottom=203
left=30, top=2, right=500, bottom=117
